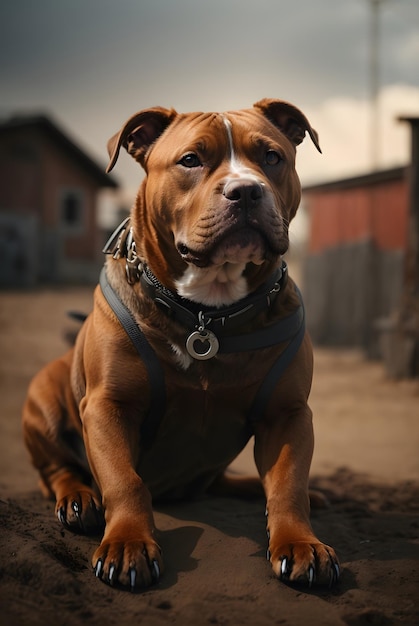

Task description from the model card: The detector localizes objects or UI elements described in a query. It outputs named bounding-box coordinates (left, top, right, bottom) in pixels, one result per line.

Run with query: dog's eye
left=265, top=150, right=281, bottom=166
left=178, top=153, right=202, bottom=168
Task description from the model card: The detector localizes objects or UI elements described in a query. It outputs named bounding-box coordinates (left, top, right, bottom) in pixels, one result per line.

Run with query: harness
left=101, top=218, right=306, bottom=444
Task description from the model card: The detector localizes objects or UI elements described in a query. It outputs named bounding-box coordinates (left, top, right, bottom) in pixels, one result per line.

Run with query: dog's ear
left=254, top=98, right=321, bottom=153
left=106, top=107, right=178, bottom=172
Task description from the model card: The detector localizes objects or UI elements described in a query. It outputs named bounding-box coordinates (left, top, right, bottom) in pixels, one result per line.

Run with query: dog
left=22, top=98, right=340, bottom=590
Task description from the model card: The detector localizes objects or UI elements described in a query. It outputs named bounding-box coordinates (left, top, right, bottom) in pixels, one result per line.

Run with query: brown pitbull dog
left=22, top=98, right=340, bottom=590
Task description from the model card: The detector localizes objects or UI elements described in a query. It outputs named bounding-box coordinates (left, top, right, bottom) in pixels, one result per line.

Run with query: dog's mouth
left=210, top=228, right=267, bottom=265
left=177, top=226, right=284, bottom=268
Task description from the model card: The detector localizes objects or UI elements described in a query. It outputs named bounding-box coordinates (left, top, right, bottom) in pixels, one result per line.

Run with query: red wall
left=306, top=178, right=408, bottom=254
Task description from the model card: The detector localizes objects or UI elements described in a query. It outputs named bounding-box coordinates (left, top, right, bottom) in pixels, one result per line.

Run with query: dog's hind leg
left=206, top=472, right=265, bottom=499
left=207, top=472, right=329, bottom=509
left=22, top=351, right=103, bottom=533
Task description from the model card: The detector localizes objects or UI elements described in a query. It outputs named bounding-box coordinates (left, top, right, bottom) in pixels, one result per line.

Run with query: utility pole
left=369, top=0, right=384, bottom=170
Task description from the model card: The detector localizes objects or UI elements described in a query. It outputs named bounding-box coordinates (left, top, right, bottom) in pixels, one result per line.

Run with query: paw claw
left=280, top=557, right=288, bottom=578
left=129, top=567, right=136, bottom=591
left=151, top=560, right=160, bottom=583
left=71, top=500, right=85, bottom=532
left=94, top=558, right=103, bottom=579
left=57, top=506, right=66, bottom=525
left=330, top=562, right=340, bottom=587
left=308, top=565, right=315, bottom=588
left=108, top=563, right=116, bottom=585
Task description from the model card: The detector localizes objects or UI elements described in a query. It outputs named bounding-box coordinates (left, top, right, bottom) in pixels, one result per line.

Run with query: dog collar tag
left=186, top=330, right=220, bottom=360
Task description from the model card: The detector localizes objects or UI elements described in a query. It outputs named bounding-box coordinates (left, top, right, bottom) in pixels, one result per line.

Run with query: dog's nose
left=223, top=178, right=263, bottom=208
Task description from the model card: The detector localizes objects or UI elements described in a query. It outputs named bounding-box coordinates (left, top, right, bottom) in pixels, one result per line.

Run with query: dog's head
left=107, top=99, right=320, bottom=306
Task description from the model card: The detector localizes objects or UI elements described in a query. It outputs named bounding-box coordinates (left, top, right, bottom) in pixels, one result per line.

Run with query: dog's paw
left=56, top=489, right=104, bottom=534
left=268, top=540, right=340, bottom=587
left=92, top=532, right=163, bottom=591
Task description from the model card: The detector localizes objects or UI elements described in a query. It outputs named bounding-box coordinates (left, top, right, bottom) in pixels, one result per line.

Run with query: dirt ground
left=1, top=283, right=419, bottom=626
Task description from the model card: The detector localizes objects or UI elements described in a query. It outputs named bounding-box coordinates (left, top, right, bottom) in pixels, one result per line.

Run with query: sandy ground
left=1, top=282, right=419, bottom=626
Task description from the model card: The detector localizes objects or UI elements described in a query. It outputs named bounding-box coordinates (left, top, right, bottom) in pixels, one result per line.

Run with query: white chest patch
left=175, top=262, right=248, bottom=307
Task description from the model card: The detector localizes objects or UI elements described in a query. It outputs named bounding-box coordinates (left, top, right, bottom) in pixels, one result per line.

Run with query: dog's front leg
left=254, top=405, right=340, bottom=587
left=81, top=398, right=162, bottom=590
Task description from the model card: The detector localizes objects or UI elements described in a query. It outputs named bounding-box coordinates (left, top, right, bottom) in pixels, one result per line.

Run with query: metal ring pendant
left=186, top=330, right=220, bottom=360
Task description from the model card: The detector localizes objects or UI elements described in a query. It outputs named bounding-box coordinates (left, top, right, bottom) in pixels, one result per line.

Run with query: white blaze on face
left=174, top=115, right=265, bottom=307
left=222, top=115, right=262, bottom=184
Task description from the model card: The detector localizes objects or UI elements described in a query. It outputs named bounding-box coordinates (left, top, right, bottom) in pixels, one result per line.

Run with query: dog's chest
left=136, top=379, right=253, bottom=500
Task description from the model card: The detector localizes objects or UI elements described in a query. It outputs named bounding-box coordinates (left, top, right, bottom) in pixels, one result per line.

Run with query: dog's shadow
left=153, top=523, right=205, bottom=587
left=153, top=494, right=267, bottom=589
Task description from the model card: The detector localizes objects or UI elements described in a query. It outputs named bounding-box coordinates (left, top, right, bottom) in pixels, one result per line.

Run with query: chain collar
left=103, top=217, right=142, bottom=284
left=103, top=218, right=289, bottom=358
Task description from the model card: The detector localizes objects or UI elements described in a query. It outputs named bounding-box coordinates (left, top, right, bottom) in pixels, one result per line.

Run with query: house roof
left=0, top=114, right=118, bottom=189
left=303, top=165, right=408, bottom=194
left=398, top=116, right=419, bottom=125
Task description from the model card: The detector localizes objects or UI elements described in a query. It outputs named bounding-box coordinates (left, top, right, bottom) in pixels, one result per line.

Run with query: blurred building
left=303, top=116, right=419, bottom=377
left=303, top=166, right=408, bottom=352
left=0, top=114, right=118, bottom=287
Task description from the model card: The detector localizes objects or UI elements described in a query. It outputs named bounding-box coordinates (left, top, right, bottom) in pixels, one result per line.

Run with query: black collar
left=103, top=217, right=288, bottom=336
left=102, top=218, right=302, bottom=361
left=140, top=261, right=287, bottom=335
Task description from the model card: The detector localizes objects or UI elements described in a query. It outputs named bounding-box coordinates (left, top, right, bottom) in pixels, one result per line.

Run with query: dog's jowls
left=22, top=98, right=340, bottom=590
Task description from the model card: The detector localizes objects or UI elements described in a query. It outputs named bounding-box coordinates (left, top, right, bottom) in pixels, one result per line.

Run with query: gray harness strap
left=247, top=289, right=305, bottom=424
left=100, top=268, right=166, bottom=447
left=100, top=267, right=305, bottom=445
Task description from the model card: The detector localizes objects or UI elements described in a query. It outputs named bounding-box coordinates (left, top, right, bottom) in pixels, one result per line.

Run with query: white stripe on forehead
left=221, top=115, right=260, bottom=180
left=221, top=116, right=235, bottom=158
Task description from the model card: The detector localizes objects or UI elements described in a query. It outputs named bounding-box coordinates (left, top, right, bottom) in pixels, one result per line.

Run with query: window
left=60, top=189, right=84, bottom=232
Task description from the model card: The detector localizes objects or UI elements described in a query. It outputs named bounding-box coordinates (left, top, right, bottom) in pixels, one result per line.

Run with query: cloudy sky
left=1, top=0, right=419, bottom=201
